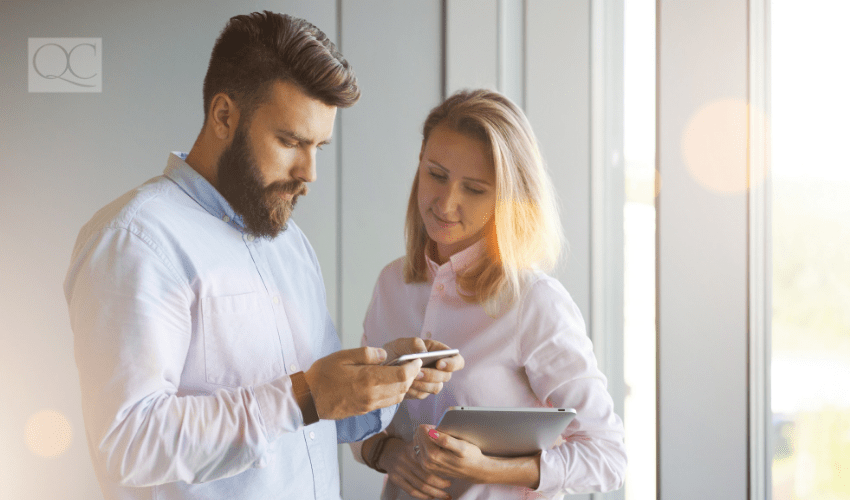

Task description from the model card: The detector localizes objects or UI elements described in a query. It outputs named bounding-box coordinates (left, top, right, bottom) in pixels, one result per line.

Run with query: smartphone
left=382, top=348, right=460, bottom=368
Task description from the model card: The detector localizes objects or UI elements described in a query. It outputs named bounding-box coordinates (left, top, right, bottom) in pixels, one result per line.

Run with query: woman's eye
left=466, top=186, right=485, bottom=195
left=429, top=172, right=447, bottom=181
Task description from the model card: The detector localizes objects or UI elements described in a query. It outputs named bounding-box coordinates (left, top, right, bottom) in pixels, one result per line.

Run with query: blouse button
left=425, top=331, right=432, bottom=339
left=436, top=283, right=444, bottom=292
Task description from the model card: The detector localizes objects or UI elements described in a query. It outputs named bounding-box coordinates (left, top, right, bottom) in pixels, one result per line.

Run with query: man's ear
left=208, top=93, right=241, bottom=141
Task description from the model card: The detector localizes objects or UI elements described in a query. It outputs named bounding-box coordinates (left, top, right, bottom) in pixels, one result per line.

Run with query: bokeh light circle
left=681, top=98, right=768, bottom=194
left=24, top=410, right=72, bottom=457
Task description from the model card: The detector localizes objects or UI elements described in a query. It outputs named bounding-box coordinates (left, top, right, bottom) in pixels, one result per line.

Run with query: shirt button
left=246, top=234, right=255, bottom=242
left=309, top=431, right=316, bottom=440
left=436, top=284, right=444, bottom=292
left=222, top=215, right=230, bottom=223
left=273, top=296, right=280, bottom=304
left=290, top=364, right=297, bottom=372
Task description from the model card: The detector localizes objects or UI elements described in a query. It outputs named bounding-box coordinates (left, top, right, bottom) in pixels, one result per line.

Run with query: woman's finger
left=391, top=453, right=451, bottom=499
left=404, top=470, right=451, bottom=499
left=406, top=454, right=453, bottom=490
left=427, top=427, right=466, bottom=457
left=390, top=475, right=431, bottom=500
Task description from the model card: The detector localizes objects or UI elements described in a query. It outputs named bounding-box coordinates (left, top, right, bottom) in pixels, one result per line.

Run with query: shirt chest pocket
left=201, top=292, right=283, bottom=387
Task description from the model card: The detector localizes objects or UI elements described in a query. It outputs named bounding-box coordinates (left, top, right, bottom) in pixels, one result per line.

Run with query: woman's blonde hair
left=403, top=89, right=564, bottom=310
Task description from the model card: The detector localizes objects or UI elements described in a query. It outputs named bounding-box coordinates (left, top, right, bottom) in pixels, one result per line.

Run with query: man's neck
left=184, top=129, right=221, bottom=189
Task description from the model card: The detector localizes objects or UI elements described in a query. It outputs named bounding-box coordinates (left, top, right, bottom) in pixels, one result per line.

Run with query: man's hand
left=382, top=338, right=465, bottom=400
left=304, top=347, right=422, bottom=420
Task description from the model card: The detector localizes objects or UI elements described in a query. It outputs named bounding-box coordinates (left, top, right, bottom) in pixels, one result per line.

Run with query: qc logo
left=28, top=38, right=102, bottom=92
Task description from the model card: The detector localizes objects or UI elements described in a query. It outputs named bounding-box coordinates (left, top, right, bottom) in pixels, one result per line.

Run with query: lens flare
left=24, top=410, right=72, bottom=458
left=681, top=98, right=769, bottom=194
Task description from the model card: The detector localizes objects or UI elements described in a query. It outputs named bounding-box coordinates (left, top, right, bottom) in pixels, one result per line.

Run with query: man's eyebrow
left=424, top=159, right=492, bottom=186
left=277, top=129, right=332, bottom=146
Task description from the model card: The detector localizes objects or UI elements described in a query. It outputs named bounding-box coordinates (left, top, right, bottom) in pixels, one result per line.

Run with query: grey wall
left=0, top=1, right=598, bottom=499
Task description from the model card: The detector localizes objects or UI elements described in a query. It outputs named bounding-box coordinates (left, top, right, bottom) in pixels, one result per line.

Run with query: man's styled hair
left=404, top=89, right=565, bottom=313
left=202, top=11, right=359, bottom=121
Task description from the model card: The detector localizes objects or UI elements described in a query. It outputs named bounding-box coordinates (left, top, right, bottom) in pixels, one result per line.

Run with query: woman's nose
left=437, top=182, right=462, bottom=215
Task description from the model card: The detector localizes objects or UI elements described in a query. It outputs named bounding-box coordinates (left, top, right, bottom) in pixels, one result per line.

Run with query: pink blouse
left=353, top=240, right=626, bottom=499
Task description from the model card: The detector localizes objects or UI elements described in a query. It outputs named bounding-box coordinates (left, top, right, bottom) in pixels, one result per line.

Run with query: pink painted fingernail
left=428, top=429, right=440, bottom=440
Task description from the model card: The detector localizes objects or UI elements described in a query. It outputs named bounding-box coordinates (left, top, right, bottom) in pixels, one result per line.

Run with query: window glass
left=623, top=0, right=656, bottom=498
left=771, top=1, right=850, bottom=498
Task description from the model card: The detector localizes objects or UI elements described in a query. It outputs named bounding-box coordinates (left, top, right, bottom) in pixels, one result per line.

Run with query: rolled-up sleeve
left=518, top=279, right=627, bottom=496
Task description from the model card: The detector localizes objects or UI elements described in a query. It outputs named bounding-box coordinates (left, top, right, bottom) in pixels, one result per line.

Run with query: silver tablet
left=435, top=406, right=576, bottom=457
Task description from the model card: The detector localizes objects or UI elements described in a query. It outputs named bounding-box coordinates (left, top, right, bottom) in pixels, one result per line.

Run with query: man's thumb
left=356, top=346, right=387, bottom=365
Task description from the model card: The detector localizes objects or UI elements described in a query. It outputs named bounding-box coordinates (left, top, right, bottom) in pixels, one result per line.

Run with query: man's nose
left=292, top=148, right=317, bottom=183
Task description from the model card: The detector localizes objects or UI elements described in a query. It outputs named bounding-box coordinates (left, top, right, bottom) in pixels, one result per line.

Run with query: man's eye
left=279, top=138, right=297, bottom=148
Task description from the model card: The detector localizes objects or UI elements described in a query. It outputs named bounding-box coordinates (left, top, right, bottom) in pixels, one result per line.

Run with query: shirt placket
left=244, top=234, right=326, bottom=498
left=421, top=265, right=453, bottom=342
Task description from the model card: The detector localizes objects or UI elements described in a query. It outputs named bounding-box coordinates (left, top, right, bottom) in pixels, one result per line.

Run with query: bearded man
left=63, top=11, right=461, bottom=500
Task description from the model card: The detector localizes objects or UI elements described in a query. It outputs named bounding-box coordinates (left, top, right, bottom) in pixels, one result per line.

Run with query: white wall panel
left=339, top=1, right=443, bottom=497
left=446, top=0, right=499, bottom=93
left=657, top=0, right=749, bottom=498
left=526, top=0, right=592, bottom=325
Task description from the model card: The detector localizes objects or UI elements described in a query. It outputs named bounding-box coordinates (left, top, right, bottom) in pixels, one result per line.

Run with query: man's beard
left=216, top=122, right=307, bottom=239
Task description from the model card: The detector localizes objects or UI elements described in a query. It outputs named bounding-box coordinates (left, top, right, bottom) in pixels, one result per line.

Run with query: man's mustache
left=267, top=180, right=309, bottom=198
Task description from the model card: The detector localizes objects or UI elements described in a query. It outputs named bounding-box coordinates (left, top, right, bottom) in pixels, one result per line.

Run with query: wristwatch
left=290, top=372, right=319, bottom=426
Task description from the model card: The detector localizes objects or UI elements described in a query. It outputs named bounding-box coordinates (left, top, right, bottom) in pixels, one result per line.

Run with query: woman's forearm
left=483, top=453, right=541, bottom=489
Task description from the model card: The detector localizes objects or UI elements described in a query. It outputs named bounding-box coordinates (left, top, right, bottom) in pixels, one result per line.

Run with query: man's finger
left=409, top=337, right=428, bottom=353
left=422, top=339, right=450, bottom=351
left=409, top=380, right=444, bottom=396
left=418, top=367, right=453, bottom=383
left=435, top=354, right=464, bottom=372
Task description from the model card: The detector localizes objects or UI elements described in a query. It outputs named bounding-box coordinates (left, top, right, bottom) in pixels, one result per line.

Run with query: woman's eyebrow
left=425, top=160, right=492, bottom=186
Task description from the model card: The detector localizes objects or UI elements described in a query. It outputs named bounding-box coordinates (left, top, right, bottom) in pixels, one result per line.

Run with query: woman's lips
left=432, top=211, right=459, bottom=228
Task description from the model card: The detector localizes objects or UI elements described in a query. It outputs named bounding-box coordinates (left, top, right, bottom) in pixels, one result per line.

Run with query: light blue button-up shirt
left=64, top=152, right=394, bottom=500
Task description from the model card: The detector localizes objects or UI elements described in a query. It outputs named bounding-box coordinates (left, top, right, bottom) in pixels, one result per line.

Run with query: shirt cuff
left=533, top=448, right=567, bottom=497
left=252, top=376, right=305, bottom=442
left=290, top=371, right=319, bottom=425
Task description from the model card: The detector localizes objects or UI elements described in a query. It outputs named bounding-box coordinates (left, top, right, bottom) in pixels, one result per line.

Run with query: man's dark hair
left=202, top=11, right=359, bottom=121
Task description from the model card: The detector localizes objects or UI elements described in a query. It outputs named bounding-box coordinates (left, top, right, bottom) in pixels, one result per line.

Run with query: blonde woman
left=352, top=90, right=626, bottom=499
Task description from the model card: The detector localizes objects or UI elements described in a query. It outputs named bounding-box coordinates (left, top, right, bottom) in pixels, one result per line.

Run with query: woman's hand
left=413, top=424, right=542, bottom=488
left=412, top=424, right=492, bottom=484
left=379, top=437, right=453, bottom=500
left=381, top=338, right=465, bottom=400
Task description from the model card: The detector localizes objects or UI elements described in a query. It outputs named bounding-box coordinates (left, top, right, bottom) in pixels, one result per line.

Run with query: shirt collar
left=163, top=152, right=245, bottom=228
left=425, top=239, right=487, bottom=278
